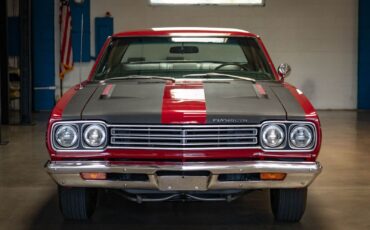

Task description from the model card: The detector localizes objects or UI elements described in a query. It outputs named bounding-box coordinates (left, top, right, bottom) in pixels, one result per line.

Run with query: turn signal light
left=260, top=172, right=286, bottom=180
left=81, top=172, right=107, bottom=180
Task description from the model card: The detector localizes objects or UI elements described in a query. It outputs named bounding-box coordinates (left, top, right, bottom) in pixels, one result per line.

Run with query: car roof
left=112, top=27, right=259, bottom=38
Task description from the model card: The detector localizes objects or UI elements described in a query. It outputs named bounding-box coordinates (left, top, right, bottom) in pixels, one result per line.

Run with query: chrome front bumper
left=45, top=161, right=322, bottom=191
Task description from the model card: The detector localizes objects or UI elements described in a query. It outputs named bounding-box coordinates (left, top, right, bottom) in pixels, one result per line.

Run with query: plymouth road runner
left=46, top=27, right=322, bottom=222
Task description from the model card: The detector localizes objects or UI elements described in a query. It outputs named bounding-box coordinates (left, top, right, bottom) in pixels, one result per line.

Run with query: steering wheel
left=215, top=63, right=250, bottom=71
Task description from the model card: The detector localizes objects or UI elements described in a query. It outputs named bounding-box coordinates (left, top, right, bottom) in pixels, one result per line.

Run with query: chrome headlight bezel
left=51, top=121, right=108, bottom=151
left=288, top=124, right=316, bottom=150
left=81, top=124, right=108, bottom=149
left=260, top=123, right=287, bottom=149
left=53, top=124, right=79, bottom=150
left=259, top=121, right=317, bottom=151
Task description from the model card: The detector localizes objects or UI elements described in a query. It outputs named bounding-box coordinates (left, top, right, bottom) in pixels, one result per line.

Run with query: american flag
left=59, top=0, right=73, bottom=79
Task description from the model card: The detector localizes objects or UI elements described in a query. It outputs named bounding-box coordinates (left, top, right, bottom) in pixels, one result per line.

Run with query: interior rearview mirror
left=170, top=46, right=199, bottom=54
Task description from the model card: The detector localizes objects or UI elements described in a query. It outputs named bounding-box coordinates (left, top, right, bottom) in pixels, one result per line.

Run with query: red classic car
left=45, top=27, right=322, bottom=222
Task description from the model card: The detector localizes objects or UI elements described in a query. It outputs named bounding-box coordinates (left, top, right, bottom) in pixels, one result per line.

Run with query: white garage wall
left=56, top=0, right=358, bottom=109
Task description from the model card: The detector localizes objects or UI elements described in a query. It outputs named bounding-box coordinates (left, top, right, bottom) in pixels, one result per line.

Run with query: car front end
left=45, top=28, right=322, bottom=222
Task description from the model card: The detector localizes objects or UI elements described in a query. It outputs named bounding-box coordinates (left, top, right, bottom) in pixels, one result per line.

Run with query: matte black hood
left=62, top=80, right=305, bottom=124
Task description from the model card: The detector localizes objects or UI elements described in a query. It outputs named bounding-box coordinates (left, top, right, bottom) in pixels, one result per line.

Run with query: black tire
left=58, top=186, right=98, bottom=220
left=270, top=188, right=307, bottom=222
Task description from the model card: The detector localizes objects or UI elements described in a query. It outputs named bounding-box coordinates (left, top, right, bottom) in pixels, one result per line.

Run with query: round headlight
left=55, top=125, right=78, bottom=148
left=290, top=125, right=313, bottom=148
left=261, top=124, right=285, bottom=148
left=83, top=124, right=106, bottom=147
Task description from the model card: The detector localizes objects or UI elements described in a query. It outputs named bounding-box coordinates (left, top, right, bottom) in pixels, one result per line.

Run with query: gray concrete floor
left=0, top=111, right=369, bottom=230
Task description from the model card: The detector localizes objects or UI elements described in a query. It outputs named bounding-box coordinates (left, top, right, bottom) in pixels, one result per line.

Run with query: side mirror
left=277, top=63, right=291, bottom=80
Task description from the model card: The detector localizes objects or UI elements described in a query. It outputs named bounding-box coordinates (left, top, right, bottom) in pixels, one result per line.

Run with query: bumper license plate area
left=157, top=176, right=209, bottom=191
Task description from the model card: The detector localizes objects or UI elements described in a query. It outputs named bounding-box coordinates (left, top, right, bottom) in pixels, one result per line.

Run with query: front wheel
left=58, top=186, right=98, bottom=220
left=270, top=188, right=307, bottom=222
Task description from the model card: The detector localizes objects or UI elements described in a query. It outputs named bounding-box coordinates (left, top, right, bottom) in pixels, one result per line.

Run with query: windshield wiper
left=182, top=72, right=256, bottom=84
left=101, top=75, right=176, bottom=83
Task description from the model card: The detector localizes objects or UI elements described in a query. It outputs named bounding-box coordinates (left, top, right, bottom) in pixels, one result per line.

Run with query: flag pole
left=79, top=9, right=84, bottom=89
left=59, top=0, right=77, bottom=98
left=60, top=78, right=63, bottom=97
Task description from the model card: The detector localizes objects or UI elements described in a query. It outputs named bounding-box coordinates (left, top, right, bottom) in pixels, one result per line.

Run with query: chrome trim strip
left=105, top=146, right=306, bottom=151
left=111, top=128, right=258, bottom=135
left=110, top=139, right=258, bottom=146
left=46, top=160, right=322, bottom=190
left=108, top=124, right=261, bottom=128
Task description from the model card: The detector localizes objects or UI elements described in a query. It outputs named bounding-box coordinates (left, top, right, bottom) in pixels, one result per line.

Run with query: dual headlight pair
left=260, top=122, right=316, bottom=150
left=53, top=122, right=107, bottom=150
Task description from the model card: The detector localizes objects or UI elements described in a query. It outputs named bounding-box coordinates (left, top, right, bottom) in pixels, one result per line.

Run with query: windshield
left=93, top=37, right=274, bottom=81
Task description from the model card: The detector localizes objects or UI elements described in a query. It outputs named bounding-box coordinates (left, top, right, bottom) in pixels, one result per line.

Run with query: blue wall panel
left=95, top=17, right=113, bottom=56
left=71, top=0, right=91, bottom=62
left=358, top=0, right=370, bottom=109
left=32, top=0, right=55, bottom=111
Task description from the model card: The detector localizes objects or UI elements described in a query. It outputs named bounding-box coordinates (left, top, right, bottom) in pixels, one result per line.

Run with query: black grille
left=109, top=125, right=259, bottom=150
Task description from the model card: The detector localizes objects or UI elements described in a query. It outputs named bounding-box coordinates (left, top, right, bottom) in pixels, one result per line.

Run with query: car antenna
left=76, top=0, right=85, bottom=89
